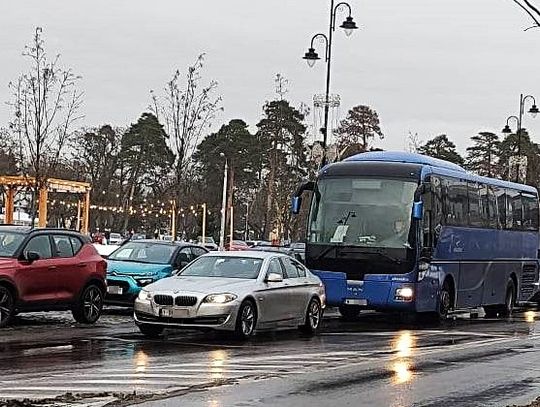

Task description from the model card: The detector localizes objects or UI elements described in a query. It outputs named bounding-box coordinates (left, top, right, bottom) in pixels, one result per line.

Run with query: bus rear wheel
left=339, top=305, right=360, bottom=320
left=484, top=280, right=515, bottom=318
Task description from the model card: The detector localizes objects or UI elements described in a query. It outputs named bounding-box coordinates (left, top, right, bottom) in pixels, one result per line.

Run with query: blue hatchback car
left=105, top=240, right=208, bottom=305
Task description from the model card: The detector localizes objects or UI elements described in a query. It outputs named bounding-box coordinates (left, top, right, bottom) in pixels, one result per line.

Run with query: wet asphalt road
left=2, top=308, right=540, bottom=406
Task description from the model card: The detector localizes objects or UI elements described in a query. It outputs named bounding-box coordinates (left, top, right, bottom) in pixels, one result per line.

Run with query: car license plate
left=160, top=308, right=173, bottom=318
left=345, top=299, right=367, bottom=306
left=107, top=286, right=123, bottom=295
left=173, top=309, right=189, bottom=318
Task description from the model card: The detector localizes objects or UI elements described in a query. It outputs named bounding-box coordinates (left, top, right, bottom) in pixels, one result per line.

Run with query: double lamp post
left=502, top=94, right=539, bottom=182
left=302, top=0, right=359, bottom=165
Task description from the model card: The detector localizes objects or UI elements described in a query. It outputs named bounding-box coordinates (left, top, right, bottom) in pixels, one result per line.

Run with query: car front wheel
left=0, top=286, right=15, bottom=328
left=234, top=300, right=257, bottom=339
left=72, top=284, right=104, bottom=324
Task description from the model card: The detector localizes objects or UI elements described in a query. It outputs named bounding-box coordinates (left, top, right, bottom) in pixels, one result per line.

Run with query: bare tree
left=7, top=27, right=83, bottom=220
left=150, top=55, right=222, bottom=234
left=513, top=0, right=540, bottom=30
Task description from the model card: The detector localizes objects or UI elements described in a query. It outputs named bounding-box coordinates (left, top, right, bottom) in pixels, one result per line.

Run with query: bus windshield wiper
left=361, top=248, right=403, bottom=265
left=315, top=245, right=339, bottom=261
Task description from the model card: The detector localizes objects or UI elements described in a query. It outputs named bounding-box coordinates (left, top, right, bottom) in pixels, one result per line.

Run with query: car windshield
left=180, top=256, right=263, bottom=279
left=0, top=231, right=25, bottom=257
left=308, top=177, right=418, bottom=249
left=108, top=242, right=175, bottom=264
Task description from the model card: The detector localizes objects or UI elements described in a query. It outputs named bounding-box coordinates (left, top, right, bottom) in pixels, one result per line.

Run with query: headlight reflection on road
left=392, top=360, right=413, bottom=384
left=209, top=349, right=229, bottom=380
left=393, top=331, right=414, bottom=358
left=525, top=311, right=535, bottom=323
left=389, top=331, right=416, bottom=385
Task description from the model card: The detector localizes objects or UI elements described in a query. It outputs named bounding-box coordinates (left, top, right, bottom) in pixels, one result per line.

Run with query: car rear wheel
left=300, top=298, right=322, bottom=335
left=72, top=284, right=104, bottom=324
left=138, top=323, right=164, bottom=338
left=234, top=300, right=257, bottom=339
left=0, top=286, right=15, bottom=328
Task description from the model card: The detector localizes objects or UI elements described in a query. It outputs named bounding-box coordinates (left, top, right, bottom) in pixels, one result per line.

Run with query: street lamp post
left=303, top=0, right=359, bottom=165
left=218, top=158, right=228, bottom=251
left=502, top=93, right=538, bottom=182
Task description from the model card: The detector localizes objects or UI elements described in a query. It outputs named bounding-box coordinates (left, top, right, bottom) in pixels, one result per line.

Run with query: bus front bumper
left=311, top=270, right=418, bottom=311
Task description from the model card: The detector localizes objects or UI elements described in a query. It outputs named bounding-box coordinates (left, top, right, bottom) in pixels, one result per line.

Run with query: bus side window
left=506, top=189, right=522, bottom=230
left=446, top=178, right=468, bottom=227
left=493, top=186, right=506, bottom=229
left=487, top=186, right=499, bottom=229
left=522, top=193, right=539, bottom=231
left=468, top=182, right=482, bottom=227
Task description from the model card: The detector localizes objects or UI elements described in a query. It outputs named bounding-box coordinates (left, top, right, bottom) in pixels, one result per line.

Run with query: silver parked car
left=133, top=251, right=326, bottom=339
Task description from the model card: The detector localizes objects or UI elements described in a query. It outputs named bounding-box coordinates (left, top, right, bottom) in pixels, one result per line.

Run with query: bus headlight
left=395, top=287, right=414, bottom=302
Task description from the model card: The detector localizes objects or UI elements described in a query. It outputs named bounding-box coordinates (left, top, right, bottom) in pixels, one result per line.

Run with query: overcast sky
left=1, top=0, right=539, bottom=153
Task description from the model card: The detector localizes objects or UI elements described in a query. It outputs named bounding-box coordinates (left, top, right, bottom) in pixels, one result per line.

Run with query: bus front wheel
left=437, top=281, right=452, bottom=321
left=339, top=305, right=360, bottom=320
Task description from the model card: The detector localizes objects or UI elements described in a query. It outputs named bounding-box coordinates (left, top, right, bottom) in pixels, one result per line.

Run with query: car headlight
left=203, top=293, right=237, bottom=304
left=138, top=289, right=152, bottom=301
left=136, top=278, right=154, bottom=287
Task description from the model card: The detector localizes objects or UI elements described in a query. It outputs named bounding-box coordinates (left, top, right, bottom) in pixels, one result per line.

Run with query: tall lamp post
left=303, top=1, right=359, bottom=165
left=218, top=156, right=228, bottom=251
left=502, top=93, right=539, bottom=182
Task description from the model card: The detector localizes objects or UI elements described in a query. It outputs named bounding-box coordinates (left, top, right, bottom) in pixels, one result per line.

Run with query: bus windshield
left=308, top=177, right=418, bottom=249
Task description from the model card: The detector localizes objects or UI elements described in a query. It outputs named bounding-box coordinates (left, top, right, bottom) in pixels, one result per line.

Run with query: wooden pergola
left=0, top=176, right=91, bottom=234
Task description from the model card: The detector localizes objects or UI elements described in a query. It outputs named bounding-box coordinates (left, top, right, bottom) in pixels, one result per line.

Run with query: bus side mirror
left=291, top=196, right=302, bottom=215
left=412, top=201, right=423, bottom=220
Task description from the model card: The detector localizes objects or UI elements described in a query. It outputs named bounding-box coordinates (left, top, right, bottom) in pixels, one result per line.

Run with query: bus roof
left=342, top=151, right=538, bottom=195
left=345, top=151, right=466, bottom=173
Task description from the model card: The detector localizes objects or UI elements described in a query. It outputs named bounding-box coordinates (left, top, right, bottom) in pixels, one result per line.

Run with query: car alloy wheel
left=84, top=286, right=103, bottom=323
left=73, top=285, right=104, bottom=324
left=308, top=299, right=321, bottom=330
left=0, top=286, right=14, bottom=328
left=300, top=298, right=322, bottom=335
left=240, top=303, right=255, bottom=336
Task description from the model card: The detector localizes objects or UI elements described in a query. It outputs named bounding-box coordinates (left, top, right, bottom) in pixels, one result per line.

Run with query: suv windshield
left=180, top=256, right=263, bottom=279
left=108, top=242, right=176, bottom=264
left=308, top=177, right=418, bottom=249
left=0, top=231, right=25, bottom=257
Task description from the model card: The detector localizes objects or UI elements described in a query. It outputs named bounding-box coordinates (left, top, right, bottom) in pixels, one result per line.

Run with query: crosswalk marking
left=1, top=330, right=534, bottom=402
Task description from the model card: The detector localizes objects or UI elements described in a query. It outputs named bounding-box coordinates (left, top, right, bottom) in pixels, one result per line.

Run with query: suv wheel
left=0, top=286, right=15, bottom=328
left=72, top=284, right=104, bottom=324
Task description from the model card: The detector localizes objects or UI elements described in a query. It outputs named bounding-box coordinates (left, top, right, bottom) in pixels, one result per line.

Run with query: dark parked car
left=0, top=226, right=107, bottom=328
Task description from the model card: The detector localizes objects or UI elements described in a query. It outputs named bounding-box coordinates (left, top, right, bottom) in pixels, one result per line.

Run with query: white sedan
left=134, top=251, right=326, bottom=339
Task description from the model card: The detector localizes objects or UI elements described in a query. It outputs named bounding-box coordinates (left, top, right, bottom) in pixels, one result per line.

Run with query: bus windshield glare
left=308, top=177, right=418, bottom=249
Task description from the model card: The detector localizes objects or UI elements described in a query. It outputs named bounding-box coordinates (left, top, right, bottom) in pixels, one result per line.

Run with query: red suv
left=0, top=226, right=107, bottom=328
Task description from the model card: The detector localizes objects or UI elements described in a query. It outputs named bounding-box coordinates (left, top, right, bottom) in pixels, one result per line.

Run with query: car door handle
left=77, top=263, right=87, bottom=268
left=48, top=266, right=57, bottom=271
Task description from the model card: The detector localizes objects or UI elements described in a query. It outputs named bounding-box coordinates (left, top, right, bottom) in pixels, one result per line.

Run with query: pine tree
left=465, top=132, right=500, bottom=177
left=418, top=134, right=464, bottom=165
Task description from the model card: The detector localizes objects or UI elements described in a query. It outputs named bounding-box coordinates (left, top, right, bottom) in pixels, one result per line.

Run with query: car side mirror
left=25, top=251, right=40, bottom=263
left=266, top=272, right=283, bottom=283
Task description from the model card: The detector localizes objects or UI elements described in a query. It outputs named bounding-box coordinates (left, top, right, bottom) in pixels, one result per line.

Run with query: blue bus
left=292, top=151, right=540, bottom=320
